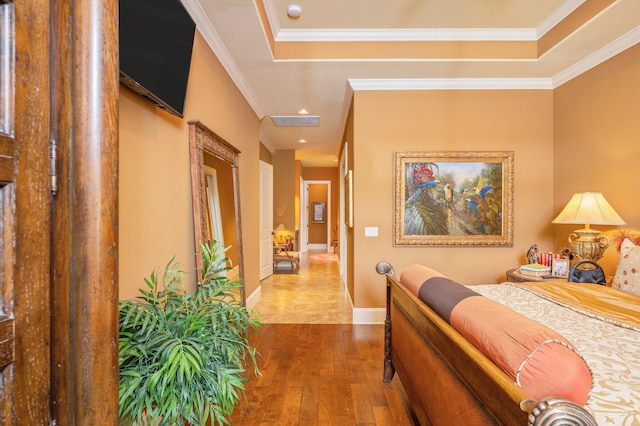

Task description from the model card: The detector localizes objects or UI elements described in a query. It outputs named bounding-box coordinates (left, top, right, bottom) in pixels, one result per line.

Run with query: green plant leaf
left=119, top=240, right=261, bottom=425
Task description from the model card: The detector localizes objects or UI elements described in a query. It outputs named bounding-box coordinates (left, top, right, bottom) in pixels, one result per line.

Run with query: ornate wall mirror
left=188, top=120, right=245, bottom=304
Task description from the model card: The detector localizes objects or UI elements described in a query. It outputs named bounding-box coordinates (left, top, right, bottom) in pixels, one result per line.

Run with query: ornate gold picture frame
left=394, top=151, right=514, bottom=246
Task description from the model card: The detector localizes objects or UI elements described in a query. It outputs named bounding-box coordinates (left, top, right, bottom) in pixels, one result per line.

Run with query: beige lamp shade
left=552, top=192, right=626, bottom=226
left=552, top=192, right=625, bottom=262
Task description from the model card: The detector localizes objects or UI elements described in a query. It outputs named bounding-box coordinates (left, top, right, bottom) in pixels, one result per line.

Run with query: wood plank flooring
left=229, top=324, right=417, bottom=425
left=231, top=252, right=417, bottom=425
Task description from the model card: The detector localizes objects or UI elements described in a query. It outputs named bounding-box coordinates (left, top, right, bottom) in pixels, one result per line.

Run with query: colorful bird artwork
left=463, top=176, right=496, bottom=233
left=403, top=161, right=503, bottom=238
left=406, top=163, right=440, bottom=205
left=442, top=183, right=453, bottom=206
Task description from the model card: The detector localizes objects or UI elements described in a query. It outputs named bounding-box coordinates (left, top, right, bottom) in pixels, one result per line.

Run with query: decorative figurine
left=526, top=244, right=539, bottom=264
left=561, top=245, right=573, bottom=261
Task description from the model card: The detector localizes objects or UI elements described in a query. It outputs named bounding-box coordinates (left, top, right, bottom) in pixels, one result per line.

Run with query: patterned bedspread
left=471, top=282, right=640, bottom=426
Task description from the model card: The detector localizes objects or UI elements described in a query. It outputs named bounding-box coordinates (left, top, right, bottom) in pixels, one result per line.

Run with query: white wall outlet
left=364, top=227, right=378, bottom=237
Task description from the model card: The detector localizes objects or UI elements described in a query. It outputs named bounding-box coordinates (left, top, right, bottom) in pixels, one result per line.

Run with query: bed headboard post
left=375, top=262, right=395, bottom=276
left=376, top=262, right=396, bottom=382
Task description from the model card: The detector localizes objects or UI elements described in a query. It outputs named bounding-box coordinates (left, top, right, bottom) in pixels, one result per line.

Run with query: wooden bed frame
left=376, top=262, right=597, bottom=426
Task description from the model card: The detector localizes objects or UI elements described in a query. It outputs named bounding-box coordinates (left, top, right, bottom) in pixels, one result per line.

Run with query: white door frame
left=301, top=179, right=331, bottom=252
left=339, top=144, right=348, bottom=279
left=299, top=176, right=307, bottom=252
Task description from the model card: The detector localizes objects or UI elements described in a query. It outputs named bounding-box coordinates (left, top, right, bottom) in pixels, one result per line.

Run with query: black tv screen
left=119, top=0, right=196, bottom=117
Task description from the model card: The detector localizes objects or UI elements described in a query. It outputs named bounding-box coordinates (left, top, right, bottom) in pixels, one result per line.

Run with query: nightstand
left=506, top=268, right=566, bottom=283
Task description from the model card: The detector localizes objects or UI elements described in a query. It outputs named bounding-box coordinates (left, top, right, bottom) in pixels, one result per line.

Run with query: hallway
left=253, top=250, right=353, bottom=324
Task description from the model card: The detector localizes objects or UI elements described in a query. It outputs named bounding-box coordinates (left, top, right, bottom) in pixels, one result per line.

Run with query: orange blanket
left=511, top=282, right=640, bottom=331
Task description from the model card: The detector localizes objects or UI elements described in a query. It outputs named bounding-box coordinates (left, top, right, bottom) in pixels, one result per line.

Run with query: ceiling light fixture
left=287, top=5, right=302, bottom=18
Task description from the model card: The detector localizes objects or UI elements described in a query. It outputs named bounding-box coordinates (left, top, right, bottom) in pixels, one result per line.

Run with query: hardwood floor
left=230, top=323, right=416, bottom=425
left=231, top=252, right=417, bottom=425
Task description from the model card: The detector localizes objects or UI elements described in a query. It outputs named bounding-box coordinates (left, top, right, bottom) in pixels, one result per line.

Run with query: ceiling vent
left=270, top=115, right=319, bottom=127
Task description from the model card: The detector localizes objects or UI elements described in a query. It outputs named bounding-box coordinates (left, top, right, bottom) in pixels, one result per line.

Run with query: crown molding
left=536, top=0, right=585, bottom=38
left=262, top=0, right=282, bottom=41
left=552, top=25, right=640, bottom=87
left=181, top=0, right=266, bottom=119
left=348, top=78, right=553, bottom=91
left=268, top=0, right=582, bottom=42
left=275, top=28, right=537, bottom=42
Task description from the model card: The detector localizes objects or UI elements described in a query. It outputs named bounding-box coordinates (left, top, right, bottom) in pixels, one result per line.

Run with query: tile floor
left=252, top=250, right=353, bottom=324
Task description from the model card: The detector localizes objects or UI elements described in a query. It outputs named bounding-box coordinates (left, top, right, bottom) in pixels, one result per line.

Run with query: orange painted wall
left=272, top=150, right=297, bottom=232
left=352, top=90, right=555, bottom=308
left=119, top=31, right=261, bottom=300
left=553, top=44, right=640, bottom=276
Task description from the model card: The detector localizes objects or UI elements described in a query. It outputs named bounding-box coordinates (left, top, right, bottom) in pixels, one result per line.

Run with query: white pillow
left=612, top=238, right=640, bottom=296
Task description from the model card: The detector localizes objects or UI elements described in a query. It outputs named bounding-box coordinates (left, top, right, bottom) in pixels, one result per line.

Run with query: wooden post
left=51, top=0, right=119, bottom=423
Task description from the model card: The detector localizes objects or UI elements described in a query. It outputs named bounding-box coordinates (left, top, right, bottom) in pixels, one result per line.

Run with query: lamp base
left=568, top=228, right=610, bottom=262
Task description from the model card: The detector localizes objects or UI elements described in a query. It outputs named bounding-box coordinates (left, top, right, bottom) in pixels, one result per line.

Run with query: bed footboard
left=376, top=262, right=597, bottom=426
left=375, top=262, right=396, bottom=382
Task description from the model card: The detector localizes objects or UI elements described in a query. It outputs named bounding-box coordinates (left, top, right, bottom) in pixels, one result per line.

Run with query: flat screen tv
left=119, top=0, right=196, bottom=118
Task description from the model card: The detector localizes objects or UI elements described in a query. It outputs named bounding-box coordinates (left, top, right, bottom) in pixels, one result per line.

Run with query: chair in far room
left=273, top=237, right=300, bottom=273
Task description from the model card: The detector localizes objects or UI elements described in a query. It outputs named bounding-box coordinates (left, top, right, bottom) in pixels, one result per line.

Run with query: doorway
left=301, top=180, right=331, bottom=252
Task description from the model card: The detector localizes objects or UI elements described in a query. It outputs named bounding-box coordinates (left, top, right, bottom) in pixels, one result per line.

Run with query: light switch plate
left=364, top=227, right=378, bottom=237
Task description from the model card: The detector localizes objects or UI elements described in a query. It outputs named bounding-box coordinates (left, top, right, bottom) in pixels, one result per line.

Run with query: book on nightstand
left=519, top=264, right=551, bottom=277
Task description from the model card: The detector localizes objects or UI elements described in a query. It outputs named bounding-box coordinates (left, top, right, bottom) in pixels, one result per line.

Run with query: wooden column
left=51, top=0, right=119, bottom=423
left=69, top=0, right=119, bottom=422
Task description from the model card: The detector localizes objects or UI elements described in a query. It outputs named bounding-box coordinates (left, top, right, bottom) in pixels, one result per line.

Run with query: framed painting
left=394, top=151, right=514, bottom=246
left=312, top=201, right=326, bottom=223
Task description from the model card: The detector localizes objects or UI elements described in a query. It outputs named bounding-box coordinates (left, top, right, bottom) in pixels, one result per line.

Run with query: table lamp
left=552, top=192, right=626, bottom=262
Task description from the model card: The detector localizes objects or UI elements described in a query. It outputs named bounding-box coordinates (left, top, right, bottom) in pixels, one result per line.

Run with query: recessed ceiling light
left=287, top=5, right=302, bottom=18
left=298, top=139, right=307, bottom=143
left=297, top=108, right=309, bottom=115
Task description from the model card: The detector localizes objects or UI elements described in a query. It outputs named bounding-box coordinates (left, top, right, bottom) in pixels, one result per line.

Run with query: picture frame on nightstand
left=552, top=259, right=570, bottom=278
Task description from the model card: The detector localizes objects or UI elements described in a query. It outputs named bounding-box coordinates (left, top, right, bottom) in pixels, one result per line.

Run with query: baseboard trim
left=352, top=308, right=386, bottom=324
left=246, top=285, right=262, bottom=308
left=307, top=243, right=327, bottom=250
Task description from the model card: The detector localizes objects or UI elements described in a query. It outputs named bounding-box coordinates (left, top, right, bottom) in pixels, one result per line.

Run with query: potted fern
left=118, top=241, right=261, bottom=425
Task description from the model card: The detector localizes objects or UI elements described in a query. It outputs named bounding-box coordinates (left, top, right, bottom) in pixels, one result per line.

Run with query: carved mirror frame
left=188, top=120, right=245, bottom=304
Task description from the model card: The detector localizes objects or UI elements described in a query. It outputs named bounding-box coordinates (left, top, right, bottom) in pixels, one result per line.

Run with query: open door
left=259, top=160, right=273, bottom=280
left=0, top=0, right=119, bottom=423
left=1, top=0, right=53, bottom=421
